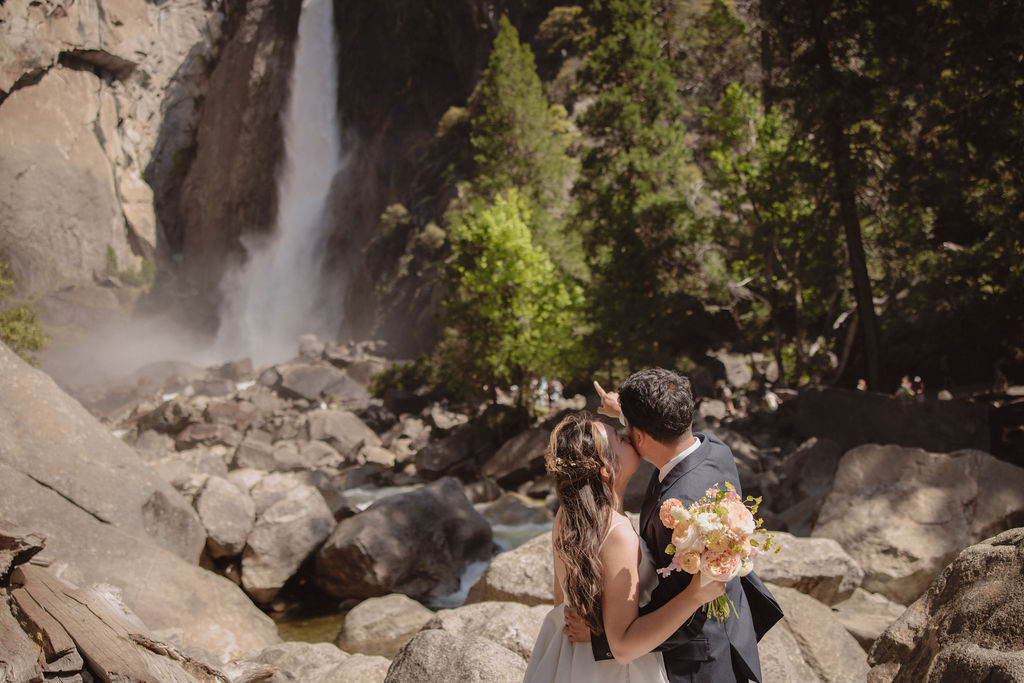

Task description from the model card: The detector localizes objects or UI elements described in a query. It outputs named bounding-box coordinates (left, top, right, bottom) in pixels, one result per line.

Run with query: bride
left=524, top=412, right=724, bottom=682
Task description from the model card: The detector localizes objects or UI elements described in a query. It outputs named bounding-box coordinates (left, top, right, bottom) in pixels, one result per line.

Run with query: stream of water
left=211, top=0, right=345, bottom=365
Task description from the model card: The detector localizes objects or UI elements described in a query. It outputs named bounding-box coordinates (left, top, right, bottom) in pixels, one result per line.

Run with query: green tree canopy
left=438, top=189, right=584, bottom=402
left=573, top=0, right=709, bottom=373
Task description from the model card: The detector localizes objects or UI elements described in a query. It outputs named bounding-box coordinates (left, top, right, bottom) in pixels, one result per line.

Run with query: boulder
left=151, top=448, right=230, bottom=495
left=194, top=476, right=256, bottom=559
left=174, top=422, right=242, bottom=451
left=233, top=433, right=277, bottom=470
left=832, top=588, right=907, bottom=651
left=424, top=600, right=549, bottom=661
left=384, top=628, right=527, bottom=683
left=247, top=641, right=389, bottom=683
left=783, top=387, right=989, bottom=453
left=479, top=427, right=550, bottom=489
left=204, top=398, right=261, bottom=432
left=0, top=461, right=278, bottom=660
left=314, top=477, right=493, bottom=601
left=867, top=528, right=1024, bottom=682
left=137, top=397, right=202, bottom=435
left=242, top=483, right=336, bottom=603
left=0, top=343, right=205, bottom=563
left=335, top=593, right=435, bottom=657
left=308, top=408, right=382, bottom=460
left=766, top=437, right=843, bottom=515
left=812, top=444, right=1024, bottom=604
left=415, top=404, right=528, bottom=480
left=754, top=531, right=864, bottom=605
left=465, top=532, right=553, bottom=606
left=760, top=584, right=869, bottom=682
left=479, top=493, right=553, bottom=527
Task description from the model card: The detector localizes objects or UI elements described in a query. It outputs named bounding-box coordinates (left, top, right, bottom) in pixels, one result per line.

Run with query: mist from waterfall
left=211, top=0, right=344, bottom=365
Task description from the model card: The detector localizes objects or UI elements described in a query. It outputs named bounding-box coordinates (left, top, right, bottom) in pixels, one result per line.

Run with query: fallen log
left=10, top=565, right=228, bottom=683
left=0, top=592, right=43, bottom=683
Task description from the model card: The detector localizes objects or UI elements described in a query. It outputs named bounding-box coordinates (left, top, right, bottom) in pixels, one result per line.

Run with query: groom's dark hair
left=618, top=368, right=694, bottom=443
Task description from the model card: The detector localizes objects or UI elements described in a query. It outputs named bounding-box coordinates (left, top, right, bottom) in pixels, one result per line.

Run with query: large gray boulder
left=314, top=477, right=493, bottom=601
left=479, top=427, right=550, bottom=489
left=194, top=476, right=256, bottom=559
left=384, top=629, right=527, bottom=683
left=335, top=593, right=435, bottom=658
left=247, top=642, right=390, bottom=683
left=465, top=531, right=553, bottom=607
left=0, top=343, right=204, bottom=562
left=754, top=531, right=864, bottom=606
left=0, top=344, right=277, bottom=658
left=423, top=601, right=549, bottom=661
left=867, top=528, right=1024, bottom=683
left=308, top=408, right=382, bottom=460
left=812, top=444, right=1024, bottom=604
left=760, top=584, right=869, bottom=682
left=833, top=588, right=908, bottom=651
left=242, top=482, right=335, bottom=604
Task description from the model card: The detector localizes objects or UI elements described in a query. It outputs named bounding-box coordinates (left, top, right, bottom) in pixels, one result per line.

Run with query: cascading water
left=211, top=0, right=344, bottom=365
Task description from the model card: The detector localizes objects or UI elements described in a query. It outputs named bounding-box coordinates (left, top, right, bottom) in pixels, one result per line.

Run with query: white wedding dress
left=523, top=521, right=668, bottom=682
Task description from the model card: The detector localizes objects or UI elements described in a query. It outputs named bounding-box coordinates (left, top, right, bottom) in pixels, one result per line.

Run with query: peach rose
left=672, top=521, right=705, bottom=555
left=700, top=549, right=743, bottom=584
left=723, top=500, right=755, bottom=536
left=679, top=551, right=702, bottom=574
left=660, top=498, right=684, bottom=528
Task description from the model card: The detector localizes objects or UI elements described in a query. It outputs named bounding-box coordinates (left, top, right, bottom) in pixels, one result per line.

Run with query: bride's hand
left=685, top=577, right=727, bottom=606
left=593, top=381, right=621, bottom=419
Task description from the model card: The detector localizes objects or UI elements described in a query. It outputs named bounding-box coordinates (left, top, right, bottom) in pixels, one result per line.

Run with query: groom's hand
left=563, top=606, right=592, bottom=643
left=593, top=381, right=621, bottom=420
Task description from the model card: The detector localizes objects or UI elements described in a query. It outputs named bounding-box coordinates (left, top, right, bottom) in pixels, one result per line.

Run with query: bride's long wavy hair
left=546, top=411, right=619, bottom=635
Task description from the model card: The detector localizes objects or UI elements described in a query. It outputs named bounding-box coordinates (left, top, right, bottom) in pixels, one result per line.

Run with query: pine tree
left=467, top=16, right=579, bottom=275
left=574, top=0, right=706, bottom=372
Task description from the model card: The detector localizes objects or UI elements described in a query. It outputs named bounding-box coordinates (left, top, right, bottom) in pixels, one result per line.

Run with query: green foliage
left=369, top=355, right=437, bottom=398
left=573, top=0, right=707, bottom=369
left=704, top=83, right=843, bottom=384
left=439, top=190, right=585, bottom=402
left=0, top=261, right=49, bottom=365
left=467, top=16, right=583, bottom=278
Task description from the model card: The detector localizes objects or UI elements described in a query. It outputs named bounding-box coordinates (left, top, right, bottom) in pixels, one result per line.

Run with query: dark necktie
left=640, top=468, right=661, bottom=532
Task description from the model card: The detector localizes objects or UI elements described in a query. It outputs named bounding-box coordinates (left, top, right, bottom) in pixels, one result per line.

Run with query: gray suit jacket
left=592, top=433, right=782, bottom=683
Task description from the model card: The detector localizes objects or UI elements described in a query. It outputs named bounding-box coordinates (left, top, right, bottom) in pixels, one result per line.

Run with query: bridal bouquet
left=657, top=483, right=777, bottom=622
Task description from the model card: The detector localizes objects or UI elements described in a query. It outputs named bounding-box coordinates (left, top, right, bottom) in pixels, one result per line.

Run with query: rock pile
left=4, top=336, right=1024, bottom=681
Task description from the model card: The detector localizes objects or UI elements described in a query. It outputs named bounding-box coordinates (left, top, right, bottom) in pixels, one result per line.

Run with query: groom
left=586, top=368, right=782, bottom=682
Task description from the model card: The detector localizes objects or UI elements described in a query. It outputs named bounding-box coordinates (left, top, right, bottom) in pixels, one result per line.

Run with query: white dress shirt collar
left=658, top=434, right=703, bottom=482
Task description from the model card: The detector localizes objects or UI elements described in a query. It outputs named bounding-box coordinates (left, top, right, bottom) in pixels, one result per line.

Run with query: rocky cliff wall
left=1, top=0, right=556, bottom=359
left=0, top=0, right=226, bottom=301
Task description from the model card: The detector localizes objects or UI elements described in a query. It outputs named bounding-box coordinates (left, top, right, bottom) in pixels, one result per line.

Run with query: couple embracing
left=525, top=368, right=783, bottom=683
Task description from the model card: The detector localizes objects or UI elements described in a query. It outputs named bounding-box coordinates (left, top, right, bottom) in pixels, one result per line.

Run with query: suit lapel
left=659, top=438, right=707, bottom=502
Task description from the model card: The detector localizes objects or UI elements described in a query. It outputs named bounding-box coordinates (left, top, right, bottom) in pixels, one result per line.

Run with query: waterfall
left=211, top=0, right=344, bottom=365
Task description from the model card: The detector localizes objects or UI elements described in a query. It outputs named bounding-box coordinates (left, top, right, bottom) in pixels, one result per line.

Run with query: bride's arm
left=599, top=525, right=725, bottom=664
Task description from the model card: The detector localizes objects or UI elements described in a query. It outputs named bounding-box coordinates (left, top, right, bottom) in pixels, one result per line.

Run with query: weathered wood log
left=0, top=591, right=43, bottom=683
left=0, top=521, right=45, bottom=584
left=10, top=566, right=227, bottom=683
left=10, top=587, right=83, bottom=672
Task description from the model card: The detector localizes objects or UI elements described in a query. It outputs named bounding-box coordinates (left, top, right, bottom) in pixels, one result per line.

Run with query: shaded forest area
left=366, top=0, right=1024, bottom=400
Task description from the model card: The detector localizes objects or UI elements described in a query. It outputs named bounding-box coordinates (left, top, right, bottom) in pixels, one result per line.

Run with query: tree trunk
left=827, top=124, right=882, bottom=390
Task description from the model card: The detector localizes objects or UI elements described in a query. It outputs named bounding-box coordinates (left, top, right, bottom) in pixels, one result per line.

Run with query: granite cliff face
left=0, top=0, right=555, bottom=358
left=0, top=0, right=226, bottom=300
